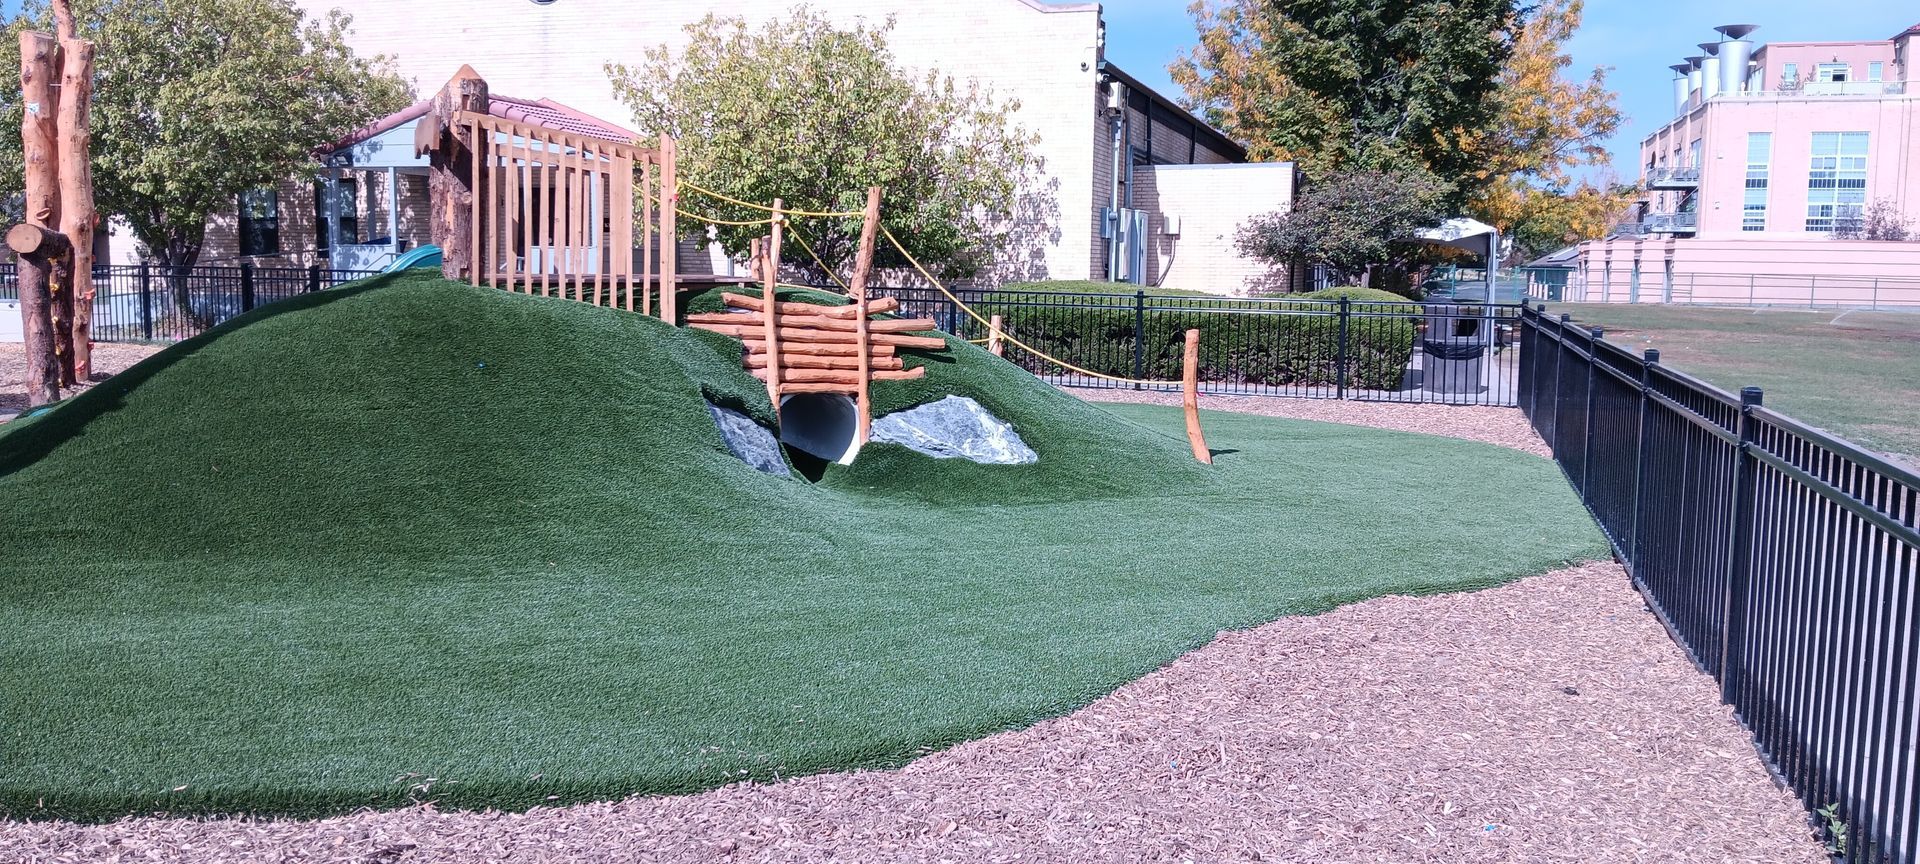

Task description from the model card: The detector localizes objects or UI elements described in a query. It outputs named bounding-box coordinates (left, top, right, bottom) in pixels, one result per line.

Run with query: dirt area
left=0, top=341, right=164, bottom=420
left=1073, top=386, right=1554, bottom=458
left=0, top=386, right=1822, bottom=862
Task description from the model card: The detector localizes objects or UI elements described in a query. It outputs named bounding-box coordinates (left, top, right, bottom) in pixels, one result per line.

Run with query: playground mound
left=0, top=272, right=1607, bottom=821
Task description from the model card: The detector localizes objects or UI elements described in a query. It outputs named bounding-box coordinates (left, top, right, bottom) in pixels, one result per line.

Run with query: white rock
left=869, top=396, right=1037, bottom=465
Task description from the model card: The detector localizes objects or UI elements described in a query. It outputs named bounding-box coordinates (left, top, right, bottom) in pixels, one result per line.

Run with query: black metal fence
left=1520, top=304, right=1919, bottom=863
left=874, top=286, right=1525, bottom=406
left=1, top=263, right=382, bottom=342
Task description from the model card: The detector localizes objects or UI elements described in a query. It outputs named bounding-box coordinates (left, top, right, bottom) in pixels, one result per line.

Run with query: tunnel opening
left=778, top=392, right=860, bottom=481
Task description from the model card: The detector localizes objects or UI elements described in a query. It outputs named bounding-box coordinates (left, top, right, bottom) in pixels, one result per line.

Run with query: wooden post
left=847, top=186, right=882, bottom=444
left=18, top=31, right=63, bottom=396
left=762, top=201, right=785, bottom=406
left=423, top=66, right=488, bottom=283
left=8, top=224, right=70, bottom=406
left=55, top=35, right=94, bottom=381
left=1183, top=328, right=1212, bottom=465
left=988, top=314, right=1005, bottom=357
left=658, top=134, right=677, bottom=325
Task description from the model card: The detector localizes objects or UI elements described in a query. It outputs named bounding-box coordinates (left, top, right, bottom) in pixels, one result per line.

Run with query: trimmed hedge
left=979, top=285, right=1419, bottom=391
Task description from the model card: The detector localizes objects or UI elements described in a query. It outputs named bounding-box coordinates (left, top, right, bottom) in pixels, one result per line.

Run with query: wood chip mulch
left=0, top=341, right=163, bottom=419
left=1071, top=387, right=1555, bottom=458
left=1, top=562, right=1822, bottom=863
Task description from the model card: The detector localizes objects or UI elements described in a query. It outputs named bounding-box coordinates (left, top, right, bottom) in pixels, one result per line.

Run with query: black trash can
left=1422, top=302, right=1491, bottom=394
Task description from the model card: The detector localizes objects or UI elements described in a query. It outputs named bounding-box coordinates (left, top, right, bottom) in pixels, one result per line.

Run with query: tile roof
left=322, top=94, right=637, bottom=155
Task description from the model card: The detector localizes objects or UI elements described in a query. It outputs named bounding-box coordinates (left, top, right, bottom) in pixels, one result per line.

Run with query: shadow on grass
left=0, top=274, right=404, bottom=479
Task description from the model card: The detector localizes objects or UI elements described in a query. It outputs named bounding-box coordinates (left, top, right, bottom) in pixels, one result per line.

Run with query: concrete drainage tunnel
left=777, top=392, right=859, bottom=480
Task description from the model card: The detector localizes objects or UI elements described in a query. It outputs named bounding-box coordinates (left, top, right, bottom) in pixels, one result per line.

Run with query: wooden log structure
left=17, top=31, right=65, bottom=400
left=988, top=314, right=1005, bottom=357
left=421, top=66, right=489, bottom=283
left=761, top=202, right=784, bottom=406
left=1182, top=328, right=1212, bottom=465
left=55, top=31, right=95, bottom=381
left=688, top=272, right=943, bottom=402
left=7, top=223, right=70, bottom=406
left=720, top=292, right=899, bottom=318
left=848, top=186, right=883, bottom=443
left=688, top=322, right=945, bottom=351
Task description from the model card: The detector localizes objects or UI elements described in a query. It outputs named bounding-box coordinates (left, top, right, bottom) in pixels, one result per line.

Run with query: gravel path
left=0, top=341, right=164, bottom=420
left=1071, top=387, right=1554, bottom=458
left=0, top=382, right=1821, bottom=862
left=0, top=562, right=1820, bottom=863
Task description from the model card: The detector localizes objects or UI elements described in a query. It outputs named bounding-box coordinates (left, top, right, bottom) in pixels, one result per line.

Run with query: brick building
left=134, top=0, right=1295, bottom=295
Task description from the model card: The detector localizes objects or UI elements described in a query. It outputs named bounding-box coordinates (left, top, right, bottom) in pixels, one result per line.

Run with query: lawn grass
left=1, top=272, right=1607, bottom=820
left=1543, top=303, right=1920, bottom=463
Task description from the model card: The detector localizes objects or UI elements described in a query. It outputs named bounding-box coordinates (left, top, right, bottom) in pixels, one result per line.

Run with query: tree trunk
left=57, top=36, right=96, bottom=379
left=157, top=237, right=207, bottom=331
left=8, top=224, right=70, bottom=406
left=18, top=31, right=63, bottom=399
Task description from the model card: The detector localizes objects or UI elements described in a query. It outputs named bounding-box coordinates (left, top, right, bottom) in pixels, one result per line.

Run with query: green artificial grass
left=1, top=272, right=1607, bottom=821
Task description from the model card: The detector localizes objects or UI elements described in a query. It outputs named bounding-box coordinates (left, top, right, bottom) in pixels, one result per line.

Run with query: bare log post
left=847, top=186, right=882, bottom=444
left=1183, top=328, right=1212, bottom=465
left=423, top=66, right=488, bottom=282
left=18, top=31, right=63, bottom=396
left=55, top=36, right=95, bottom=380
left=658, top=134, right=677, bottom=325
left=762, top=201, right=785, bottom=408
left=8, top=224, right=71, bottom=405
left=988, top=314, right=1005, bottom=357
left=753, top=237, right=781, bottom=408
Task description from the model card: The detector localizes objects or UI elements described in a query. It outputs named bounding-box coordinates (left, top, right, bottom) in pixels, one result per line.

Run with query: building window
left=312, top=178, right=359, bottom=250
left=1688, top=138, right=1702, bottom=168
left=1781, top=62, right=1799, bottom=88
left=1743, top=133, right=1771, bottom=232
left=1815, top=63, right=1850, bottom=83
left=238, top=188, right=280, bottom=257
left=1805, top=131, right=1869, bottom=232
left=1868, top=61, right=1883, bottom=82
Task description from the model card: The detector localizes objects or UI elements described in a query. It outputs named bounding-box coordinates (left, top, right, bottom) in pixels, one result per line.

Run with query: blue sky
left=1100, top=0, right=1917, bottom=179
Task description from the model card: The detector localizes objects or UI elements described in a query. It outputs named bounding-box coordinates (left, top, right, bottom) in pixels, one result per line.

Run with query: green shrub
left=975, top=284, right=1420, bottom=391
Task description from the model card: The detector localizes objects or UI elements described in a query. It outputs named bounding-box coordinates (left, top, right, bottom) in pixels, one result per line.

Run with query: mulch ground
left=0, top=381, right=1823, bottom=862
left=0, top=341, right=163, bottom=419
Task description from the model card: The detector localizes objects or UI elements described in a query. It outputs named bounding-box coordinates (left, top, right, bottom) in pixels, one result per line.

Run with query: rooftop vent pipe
left=1685, top=56, right=1704, bottom=103
left=1698, top=42, right=1723, bottom=99
left=1670, top=63, right=1693, bottom=113
left=1716, top=25, right=1759, bottom=94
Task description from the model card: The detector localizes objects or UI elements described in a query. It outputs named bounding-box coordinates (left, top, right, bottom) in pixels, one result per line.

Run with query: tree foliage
left=0, top=0, right=412, bottom=267
left=1171, top=0, right=1519, bottom=201
left=1833, top=199, right=1914, bottom=242
left=1235, top=169, right=1448, bottom=281
left=607, top=8, right=1041, bottom=279
left=1462, top=0, right=1633, bottom=258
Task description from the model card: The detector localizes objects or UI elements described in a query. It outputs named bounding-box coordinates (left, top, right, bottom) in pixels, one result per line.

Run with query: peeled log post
left=848, top=186, right=882, bottom=444
left=57, top=36, right=96, bottom=380
left=8, top=224, right=71, bottom=406
left=18, top=32, right=64, bottom=399
left=425, top=66, right=488, bottom=282
left=1183, top=328, right=1212, bottom=465
left=988, top=314, right=1005, bottom=357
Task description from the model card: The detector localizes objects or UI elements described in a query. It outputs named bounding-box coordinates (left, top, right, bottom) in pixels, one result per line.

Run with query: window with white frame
left=1781, top=62, right=1800, bottom=88
left=1688, top=138, right=1702, bottom=168
left=1816, top=63, right=1850, bottom=83
left=238, top=188, right=280, bottom=257
left=1805, top=132, right=1868, bottom=232
left=1743, top=133, right=1771, bottom=232
left=1868, top=61, right=1883, bottom=82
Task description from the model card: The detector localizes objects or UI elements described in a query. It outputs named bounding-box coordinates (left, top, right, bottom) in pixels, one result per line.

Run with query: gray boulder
left=870, top=395, right=1037, bottom=465
left=706, top=403, right=790, bottom=477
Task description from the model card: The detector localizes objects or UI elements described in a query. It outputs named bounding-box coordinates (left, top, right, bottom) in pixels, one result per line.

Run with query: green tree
left=607, top=7, right=1041, bottom=280
left=1235, top=168, right=1448, bottom=287
left=0, top=0, right=412, bottom=271
left=1172, top=0, right=1520, bottom=201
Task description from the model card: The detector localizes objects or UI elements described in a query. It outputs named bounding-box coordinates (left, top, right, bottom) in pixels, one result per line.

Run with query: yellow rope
left=679, top=181, right=864, bottom=218
left=785, top=224, right=852, bottom=294
left=878, top=226, right=1176, bottom=386
left=674, top=206, right=779, bottom=227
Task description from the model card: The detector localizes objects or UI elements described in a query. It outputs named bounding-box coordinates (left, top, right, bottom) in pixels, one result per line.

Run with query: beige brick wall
left=198, top=170, right=433, bottom=269
left=296, top=0, right=1106, bottom=283
left=1133, top=163, right=1297, bottom=295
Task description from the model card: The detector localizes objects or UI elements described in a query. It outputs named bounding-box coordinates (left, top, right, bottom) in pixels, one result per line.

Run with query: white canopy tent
left=1414, top=216, right=1502, bottom=340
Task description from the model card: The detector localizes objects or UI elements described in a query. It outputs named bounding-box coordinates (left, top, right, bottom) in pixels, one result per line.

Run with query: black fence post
left=1131, top=289, right=1146, bottom=391
left=1549, top=313, right=1570, bottom=453
left=240, top=262, right=256, bottom=312
left=1720, top=385, right=1763, bottom=708
left=1336, top=297, right=1351, bottom=399
left=1581, top=327, right=1603, bottom=501
left=1629, top=348, right=1658, bottom=567
left=138, top=262, right=153, bottom=341
left=307, top=265, right=322, bottom=294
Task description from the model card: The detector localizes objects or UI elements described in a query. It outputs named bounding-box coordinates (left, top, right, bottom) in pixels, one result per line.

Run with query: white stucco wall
left=295, top=0, right=1106, bottom=283
left=1133, top=163, right=1297, bottom=295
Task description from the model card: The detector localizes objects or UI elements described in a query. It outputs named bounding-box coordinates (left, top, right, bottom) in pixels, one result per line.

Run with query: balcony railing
left=1645, top=166, right=1700, bottom=189
left=1720, top=80, right=1910, bottom=100
left=1644, top=212, right=1698, bottom=234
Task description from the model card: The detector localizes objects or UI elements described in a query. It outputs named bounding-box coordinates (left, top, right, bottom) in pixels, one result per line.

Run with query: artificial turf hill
left=0, top=271, right=1607, bottom=820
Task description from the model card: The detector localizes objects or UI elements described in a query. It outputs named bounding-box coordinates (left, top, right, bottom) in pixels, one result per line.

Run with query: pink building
left=1570, top=21, right=1920, bottom=306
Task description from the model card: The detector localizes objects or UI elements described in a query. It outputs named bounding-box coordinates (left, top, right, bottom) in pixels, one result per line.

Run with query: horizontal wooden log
left=721, top=292, right=900, bottom=318
left=688, top=312, right=938, bottom=335
left=743, top=340, right=895, bottom=357
left=6, top=223, right=69, bottom=257
left=690, top=322, right=946, bottom=350
left=777, top=381, right=861, bottom=394
left=745, top=353, right=902, bottom=371
left=750, top=366, right=925, bottom=384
